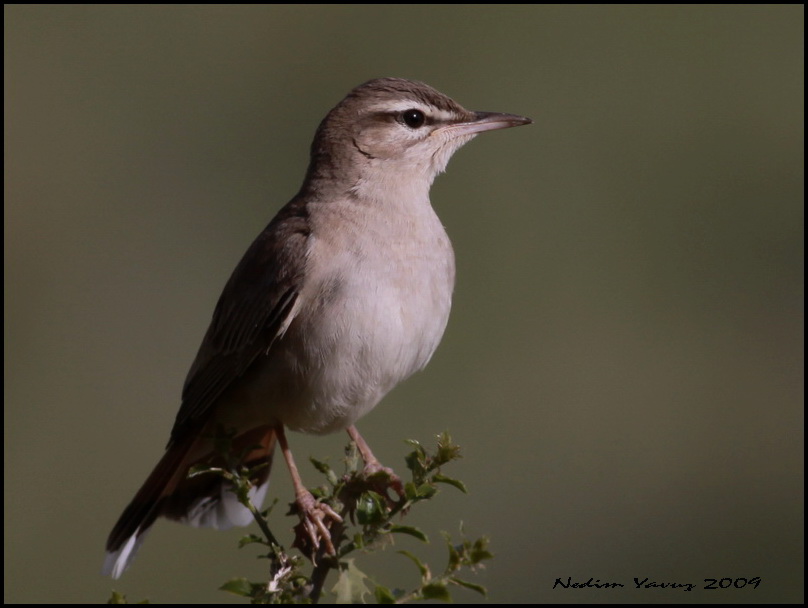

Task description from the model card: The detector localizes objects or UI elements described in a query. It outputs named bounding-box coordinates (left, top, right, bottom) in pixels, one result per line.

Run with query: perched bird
left=103, top=77, right=531, bottom=578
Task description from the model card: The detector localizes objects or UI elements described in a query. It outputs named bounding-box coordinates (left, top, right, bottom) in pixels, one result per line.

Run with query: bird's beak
left=439, top=111, right=532, bottom=137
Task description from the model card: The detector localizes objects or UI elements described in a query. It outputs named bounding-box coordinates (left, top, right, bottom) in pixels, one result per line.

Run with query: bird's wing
left=169, top=200, right=310, bottom=443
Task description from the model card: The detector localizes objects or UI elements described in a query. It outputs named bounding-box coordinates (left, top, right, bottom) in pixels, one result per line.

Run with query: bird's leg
left=275, top=425, right=342, bottom=555
left=347, top=425, right=404, bottom=498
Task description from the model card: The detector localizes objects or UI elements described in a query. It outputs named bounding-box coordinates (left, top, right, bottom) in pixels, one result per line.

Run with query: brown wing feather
left=105, top=197, right=309, bottom=575
left=170, top=198, right=310, bottom=443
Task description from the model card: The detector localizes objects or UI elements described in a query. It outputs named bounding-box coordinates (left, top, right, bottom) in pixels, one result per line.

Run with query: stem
left=307, top=510, right=346, bottom=602
left=308, top=557, right=330, bottom=603
left=240, top=485, right=283, bottom=550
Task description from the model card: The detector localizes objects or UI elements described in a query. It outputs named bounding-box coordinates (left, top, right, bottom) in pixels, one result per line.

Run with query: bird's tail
left=103, top=425, right=276, bottom=579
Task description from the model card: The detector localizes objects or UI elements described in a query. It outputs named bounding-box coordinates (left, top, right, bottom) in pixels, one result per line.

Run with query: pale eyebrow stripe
left=366, top=102, right=457, bottom=124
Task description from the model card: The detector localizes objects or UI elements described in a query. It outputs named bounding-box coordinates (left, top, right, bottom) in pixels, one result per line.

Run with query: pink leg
left=276, top=425, right=342, bottom=554
left=347, top=425, right=404, bottom=497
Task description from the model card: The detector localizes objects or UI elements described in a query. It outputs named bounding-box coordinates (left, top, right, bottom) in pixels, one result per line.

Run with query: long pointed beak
left=442, top=111, right=532, bottom=137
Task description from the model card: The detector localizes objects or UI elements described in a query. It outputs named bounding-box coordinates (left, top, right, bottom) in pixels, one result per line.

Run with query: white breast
left=269, top=196, right=455, bottom=434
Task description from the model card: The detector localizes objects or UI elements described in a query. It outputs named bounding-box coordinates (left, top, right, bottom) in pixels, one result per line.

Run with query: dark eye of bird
left=401, top=109, right=426, bottom=129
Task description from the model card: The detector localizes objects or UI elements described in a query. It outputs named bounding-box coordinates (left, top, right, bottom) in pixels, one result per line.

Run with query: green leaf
left=238, top=533, right=265, bottom=548
left=435, top=432, right=462, bottom=466
left=331, top=559, right=370, bottom=604
left=470, top=537, right=493, bottom=564
left=414, top=483, right=437, bottom=499
left=356, top=491, right=386, bottom=525
left=432, top=473, right=468, bottom=494
left=389, top=524, right=428, bottom=542
left=344, top=441, right=361, bottom=474
left=398, top=550, right=429, bottom=578
left=106, top=591, right=127, bottom=604
left=219, top=577, right=254, bottom=597
left=310, top=485, right=328, bottom=499
left=310, top=457, right=332, bottom=476
left=445, top=537, right=462, bottom=572
left=187, top=463, right=219, bottom=478
left=259, top=497, right=279, bottom=518
left=421, top=582, right=452, bottom=602
left=449, top=576, right=487, bottom=596
left=404, top=481, right=420, bottom=501
left=404, top=443, right=428, bottom=480
left=352, top=532, right=366, bottom=550
left=374, top=585, right=397, bottom=604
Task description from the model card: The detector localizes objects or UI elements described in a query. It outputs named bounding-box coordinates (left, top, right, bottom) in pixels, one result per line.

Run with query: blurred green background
left=4, top=5, right=803, bottom=604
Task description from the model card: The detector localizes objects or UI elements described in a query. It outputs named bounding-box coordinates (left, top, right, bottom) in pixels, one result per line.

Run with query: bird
left=103, top=77, right=531, bottom=578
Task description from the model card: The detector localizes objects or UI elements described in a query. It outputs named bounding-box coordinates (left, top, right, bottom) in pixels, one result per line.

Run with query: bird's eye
left=401, top=109, right=426, bottom=129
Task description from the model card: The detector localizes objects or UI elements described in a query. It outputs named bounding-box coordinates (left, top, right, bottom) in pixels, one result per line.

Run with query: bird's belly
left=247, top=240, right=454, bottom=435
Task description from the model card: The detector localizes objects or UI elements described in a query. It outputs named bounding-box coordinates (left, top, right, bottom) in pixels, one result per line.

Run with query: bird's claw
left=362, top=462, right=405, bottom=505
left=292, top=490, right=342, bottom=557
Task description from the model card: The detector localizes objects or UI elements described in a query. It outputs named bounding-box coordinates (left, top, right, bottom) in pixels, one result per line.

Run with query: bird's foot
left=346, top=425, right=405, bottom=503
left=291, top=490, right=343, bottom=558
left=361, top=461, right=405, bottom=506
